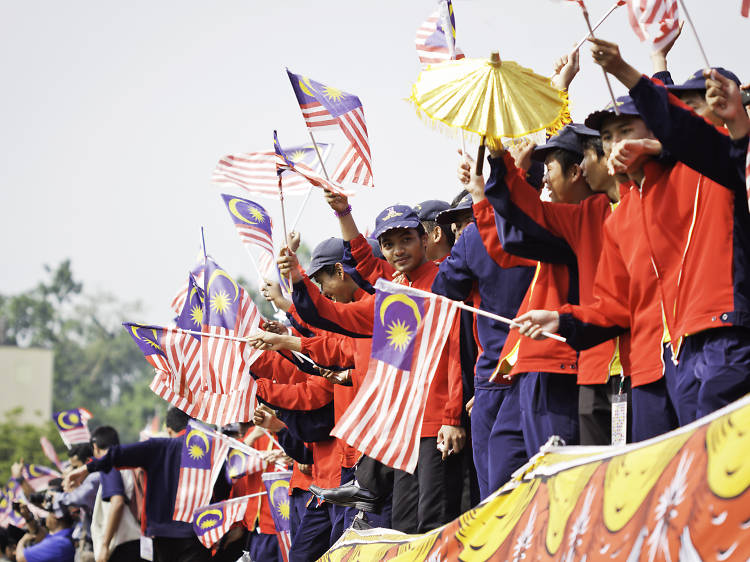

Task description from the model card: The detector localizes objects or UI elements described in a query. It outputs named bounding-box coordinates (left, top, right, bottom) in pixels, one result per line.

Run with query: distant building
left=0, top=345, right=53, bottom=424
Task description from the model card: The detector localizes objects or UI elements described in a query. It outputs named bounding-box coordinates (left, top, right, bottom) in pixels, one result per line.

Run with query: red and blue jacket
left=483, top=151, right=624, bottom=385
left=431, top=215, right=535, bottom=388
left=558, top=77, right=750, bottom=373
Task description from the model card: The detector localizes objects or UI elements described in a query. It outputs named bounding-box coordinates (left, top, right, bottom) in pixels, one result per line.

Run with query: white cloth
left=90, top=469, right=141, bottom=559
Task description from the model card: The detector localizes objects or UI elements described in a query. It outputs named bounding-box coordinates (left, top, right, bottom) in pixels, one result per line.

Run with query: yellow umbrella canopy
left=409, top=52, right=569, bottom=153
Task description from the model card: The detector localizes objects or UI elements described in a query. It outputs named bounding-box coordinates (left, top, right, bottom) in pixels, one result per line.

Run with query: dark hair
left=313, top=264, right=339, bottom=279
left=581, top=136, right=604, bottom=158
left=548, top=148, right=583, bottom=175
left=90, top=426, right=120, bottom=450
left=421, top=220, right=455, bottom=248
left=68, top=443, right=93, bottom=461
left=166, top=407, right=190, bottom=432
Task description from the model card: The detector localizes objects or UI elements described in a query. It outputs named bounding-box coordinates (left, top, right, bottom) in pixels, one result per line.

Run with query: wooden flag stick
left=277, top=176, right=294, bottom=292
left=675, top=0, right=710, bottom=69
left=579, top=0, right=620, bottom=114
left=573, top=0, right=624, bottom=51
left=290, top=131, right=331, bottom=232
left=374, top=279, right=567, bottom=342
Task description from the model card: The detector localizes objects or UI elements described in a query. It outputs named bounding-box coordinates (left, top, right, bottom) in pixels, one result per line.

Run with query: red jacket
left=474, top=198, right=578, bottom=377
left=291, top=259, right=464, bottom=435
left=558, top=175, right=690, bottom=387
left=230, top=433, right=278, bottom=535
left=484, top=152, right=623, bottom=384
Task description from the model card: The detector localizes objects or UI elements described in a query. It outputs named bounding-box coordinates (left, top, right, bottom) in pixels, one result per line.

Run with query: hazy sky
left=1, top=1, right=747, bottom=323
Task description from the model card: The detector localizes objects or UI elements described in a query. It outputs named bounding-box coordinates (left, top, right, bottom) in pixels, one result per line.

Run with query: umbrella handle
left=475, top=137, right=486, bottom=176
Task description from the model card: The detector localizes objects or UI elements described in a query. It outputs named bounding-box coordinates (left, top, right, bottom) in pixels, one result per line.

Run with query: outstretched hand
left=551, top=48, right=580, bottom=92
left=589, top=37, right=641, bottom=89
left=513, top=310, right=560, bottom=340
left=246, top=330, right=301, bottom=352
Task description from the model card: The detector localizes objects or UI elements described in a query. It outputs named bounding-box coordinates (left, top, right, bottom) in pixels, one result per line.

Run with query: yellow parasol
left=409, top=52, right=569, bottom=173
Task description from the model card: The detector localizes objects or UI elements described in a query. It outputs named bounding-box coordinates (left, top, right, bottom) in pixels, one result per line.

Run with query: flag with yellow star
left=332, top=280, right=460, bottom=473
left=52, top=407, right=93, bottom=448
left=201, top=257, right=263, bottom=394
left=262, top=470, right=293, bottom=558
left=192, top=495, right=257, bottom=548
left=173, top=420, right=231, bottom=522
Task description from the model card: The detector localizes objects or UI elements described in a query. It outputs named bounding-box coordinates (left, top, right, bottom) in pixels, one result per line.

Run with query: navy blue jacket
left=86, top=437, right=195, bottom=539
left=432, top=223, right=535, bottom=387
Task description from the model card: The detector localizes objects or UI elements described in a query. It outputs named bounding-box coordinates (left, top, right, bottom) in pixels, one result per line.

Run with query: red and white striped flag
left=40, top=436, right=65, bottom=472
left=192, top=493, right=265, bottom=548
left=332, top=280, right=460, bottom=473
left=173, top=420, right=230, bottom=522
left=287, top=68, right=374, bottom=188
left=333, top=141, right=373, bottom=187
left=415, top=0, right=465, bottom=66
left=22, top=464, right=61, bottom=492
left=626, top=0, right=681, bottom=51
left=53, top=408, right=92, bottom=448
left=212, top=152, right=350, bottom=198
left=201, top=258, right=263, bottom=395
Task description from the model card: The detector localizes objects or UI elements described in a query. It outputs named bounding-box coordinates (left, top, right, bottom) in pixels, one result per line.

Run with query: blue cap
left=667, top=67, right=742, bottom=92
left=584, top=96, right=642, bottom=131
left=372, top=205, right=421, bottom=239
left=413, top=200, right=451, bottom=222
left=531, top=124, right=586, bottom=162
left=307, top=237, right=346, bottom=277
left=436, top=193, right=473, bottom=226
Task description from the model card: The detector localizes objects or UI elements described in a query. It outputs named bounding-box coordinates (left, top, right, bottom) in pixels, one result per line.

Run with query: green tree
left=0, top=261, right=165, bottom=449
left=0, top=408, right=65, bottom=483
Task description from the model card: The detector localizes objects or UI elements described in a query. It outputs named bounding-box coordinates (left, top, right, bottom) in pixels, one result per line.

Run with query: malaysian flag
left=40, top=436, right=65, bottom=472
left=262, top=471, right=293, bottom=561
left=332, top=280, right=460, bottom=473
left=126, top=317, right=257, bottom=426
left=202, top=258, right=263, bottom=395
left=333, top=141, right=373, bottom=187
left=415, top=0, right=465, bottom=66
left=626, top=0, right=681, bottom=51
left=220, top=194, right=279, bottom=287
left=170, top=237, right=207, bottom=315
left=192, top=494, right=264, bottom=548
left=22, top=464, right=61, bottom=492
left=287, top=69, right=374, bottom=188
left=173, top=420, right=231, bottom=522
left=53, top=408, right=92, bottom=448
left=225, top=447, right=265, bottom=482
left=274, top=130, right=350, bottom=194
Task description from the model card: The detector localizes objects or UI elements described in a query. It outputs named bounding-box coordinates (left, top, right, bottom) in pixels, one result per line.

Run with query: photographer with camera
left=13, top=495, right=75, bottom=562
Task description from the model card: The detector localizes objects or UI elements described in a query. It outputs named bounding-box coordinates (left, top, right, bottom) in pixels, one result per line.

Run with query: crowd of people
left=4, top=30, right=750, bottom=562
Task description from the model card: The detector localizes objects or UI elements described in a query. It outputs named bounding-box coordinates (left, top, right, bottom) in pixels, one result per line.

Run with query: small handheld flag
left=262, top=471, right=293, bottom=561
left=192, top=493, right=265, bottom=548
left=53, top=408, right=92, bottom=448
left=415, top=0, right=465, bottom=66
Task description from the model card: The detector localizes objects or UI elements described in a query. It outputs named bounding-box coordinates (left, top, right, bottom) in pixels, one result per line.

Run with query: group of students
left=6, top=35, right=750, bottom=562
left=240, top=35, right=750, bottom=559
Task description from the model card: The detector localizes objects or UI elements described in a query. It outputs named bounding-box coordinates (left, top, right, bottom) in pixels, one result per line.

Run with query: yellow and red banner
left=321, top=394, right=750, bottom=561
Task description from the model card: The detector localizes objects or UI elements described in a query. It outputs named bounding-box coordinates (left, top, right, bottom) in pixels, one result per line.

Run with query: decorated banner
left=262, top=471, right=293, bottom=562
left=321, top=394, right=750, bottom=561
left=53, top=408, right=92, bottom=448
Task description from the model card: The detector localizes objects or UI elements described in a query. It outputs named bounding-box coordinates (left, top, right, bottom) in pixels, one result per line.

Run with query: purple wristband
left=334, top=205, right=352, bottom=218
